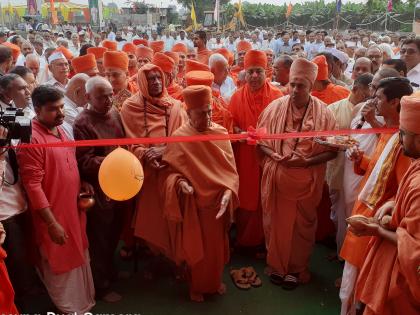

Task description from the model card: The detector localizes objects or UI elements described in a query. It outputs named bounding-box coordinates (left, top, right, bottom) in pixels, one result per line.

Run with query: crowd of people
left=0, top=24, right=419, bottom=315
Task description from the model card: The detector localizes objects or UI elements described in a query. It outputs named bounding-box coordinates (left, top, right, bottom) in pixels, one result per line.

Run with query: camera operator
left=0, top=73, right=35, bottom=119
left=0, top=122, right=40, bottom=311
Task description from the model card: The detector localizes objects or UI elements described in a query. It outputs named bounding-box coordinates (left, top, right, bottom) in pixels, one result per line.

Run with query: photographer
left=0, top=73, right=35, bottom=119
left=0, top=122, right=40, bottom=311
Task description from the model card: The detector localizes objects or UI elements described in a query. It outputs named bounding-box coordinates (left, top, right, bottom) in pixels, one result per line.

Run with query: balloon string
left=5, top=127, right=397, bottom=150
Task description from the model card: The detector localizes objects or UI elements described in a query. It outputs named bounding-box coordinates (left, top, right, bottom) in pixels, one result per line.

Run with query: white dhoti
left=38, top=249, right=95, bottom=314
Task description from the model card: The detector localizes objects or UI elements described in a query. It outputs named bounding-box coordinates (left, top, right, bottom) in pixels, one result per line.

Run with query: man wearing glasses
left=366, top=45, right=384, bottom=74
left=400, top=38, right=420, bottom=90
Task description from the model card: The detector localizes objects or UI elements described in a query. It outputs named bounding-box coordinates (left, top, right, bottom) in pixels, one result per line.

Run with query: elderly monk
left=339, top=77, right=413, bottom=315
left=257, top=58, right=337, bottom=290
left=172, top=43, right=188, bottom=86
left=185, top=70, right=233, bottom=133
left=103, top=51, right=136, bottom=111
left=311, top=55, right=350, bottom=105
left=165, top=51, right=184, bottom=100
left=71, top=53, right=99, bottom=77
left=161, top=85, right=239, bottom=302
left=73, top=77, right=127, bottom=303
left=193, top=31, right=211, bottom=65
left=122, top=43, right=139, bottom=77
left=152, top=52, right=182, bottom=101
left=120, top=64, right=186, bottom=264
left=229, top=50, right=283, bottom=250
left=230, top=40, right=252, bottom=83
left=272, top=55, right=293, bottom=95
left=135, top=45, right=153, bottom=68
left=353, top=94, right=420, bottom=315
left=186, top=46, right=197, bottom=60
left=149, top=41, right=164, bottom=54
left=87, top=47, right=108, bottom=76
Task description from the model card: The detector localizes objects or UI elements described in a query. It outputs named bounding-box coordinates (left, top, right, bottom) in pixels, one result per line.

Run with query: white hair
left=378, top=43, right=394, bottom=58
left=24, top=53, right=40, bottom=64
left=209, top=53, right=227, bottom=68
left=85, top=76, right=112, bottom=94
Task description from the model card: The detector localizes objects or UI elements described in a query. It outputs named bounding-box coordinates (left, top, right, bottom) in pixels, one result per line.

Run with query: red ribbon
left=7, top=127, right=398, bottom=150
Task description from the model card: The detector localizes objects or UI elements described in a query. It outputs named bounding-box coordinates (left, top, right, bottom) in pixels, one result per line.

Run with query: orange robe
left=230, top=65, right=243, bottom=84
left=162, top=123, right=239, bottom=295
left=197, top=48, right=211, bottom=65
left=266, top=67, right=273, bottom=81
left=356, top=159, right=420, bottom=315
left=340, top=135, right=411, bottom=268
left=211, top=91, right=233, bottom=133
left=229, top=82, right=283, bottom=247
left=257, top=95, right=337, bottom=275
left=167, top=82, right=184, bottom=101
left=120, top=65, right=187, bottom=257
left=311, top=83, right=350, bottom=105
left=0, top=248, right=19, bottom=315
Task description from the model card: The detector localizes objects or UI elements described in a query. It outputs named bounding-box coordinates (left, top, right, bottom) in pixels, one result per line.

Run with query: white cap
left=48, top=51, right=66, bottom=64
left=78, top=30, right=85, bottom=36
left=326, top=48, right=349, bottom=64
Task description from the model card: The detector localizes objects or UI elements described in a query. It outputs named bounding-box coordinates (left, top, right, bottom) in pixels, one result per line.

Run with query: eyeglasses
left=400, top=48, right=419, bottom=55
left=367, top=55, right=382, bottom=60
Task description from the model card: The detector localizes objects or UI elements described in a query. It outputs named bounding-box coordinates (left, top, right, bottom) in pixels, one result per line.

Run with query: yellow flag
left=237, top=0, right=246, bottom=27
left=191, top=1, right=198, bottom=31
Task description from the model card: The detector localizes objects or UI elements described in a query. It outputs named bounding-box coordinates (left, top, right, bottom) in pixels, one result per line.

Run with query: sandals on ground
left=282, top=274, right=299, bottom=290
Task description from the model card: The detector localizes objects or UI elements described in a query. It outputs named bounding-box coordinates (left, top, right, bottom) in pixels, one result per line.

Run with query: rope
left=356, top=14, right=386, bottom=26
left=389, top=15, right=413, bottom=25
left=338, top=15, right=352, bottom=24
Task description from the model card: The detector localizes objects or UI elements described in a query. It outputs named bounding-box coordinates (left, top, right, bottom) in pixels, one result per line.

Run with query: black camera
left=0, top=107, right=32, bottom=144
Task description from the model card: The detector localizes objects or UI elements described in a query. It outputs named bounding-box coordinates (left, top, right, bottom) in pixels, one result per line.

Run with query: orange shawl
left=229, top=82, right=283, bottom=211
left=311, top=83, right=350, bottom=105
left=167, top=81, right=184, bottom=101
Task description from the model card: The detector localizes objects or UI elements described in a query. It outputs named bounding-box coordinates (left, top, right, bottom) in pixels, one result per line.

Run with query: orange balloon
left=99, top=148, right=144, bottom=201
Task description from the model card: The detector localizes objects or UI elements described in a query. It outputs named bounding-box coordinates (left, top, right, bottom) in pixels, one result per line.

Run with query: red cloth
left=0, top=248, right=19, bottom=315
left=229, top=82, right=283, bottom=213
left=197, top=48, right=211, bottom=65
left=18, top=120, right=87, bottom=274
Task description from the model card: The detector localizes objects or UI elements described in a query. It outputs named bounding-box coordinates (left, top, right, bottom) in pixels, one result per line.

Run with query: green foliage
left=220, top=0, right=415, bottom=30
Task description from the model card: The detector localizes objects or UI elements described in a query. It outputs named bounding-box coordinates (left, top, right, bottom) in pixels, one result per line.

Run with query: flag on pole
left=50, top=0, right=58, bottom=24
left=336, top=0, right=342, bottom=13
left=191, top=1, right=198, bottom=30
left=286, top=3, right=293, bottom=19
left=214, top=0, right=219, bottom=23
left=387, top=0, right=393, bottom=12
left=237, top=0, right=246, bottom=27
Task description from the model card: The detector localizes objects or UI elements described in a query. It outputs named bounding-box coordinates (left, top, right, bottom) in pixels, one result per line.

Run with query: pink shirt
left=18, top=120, right=88, bottom=274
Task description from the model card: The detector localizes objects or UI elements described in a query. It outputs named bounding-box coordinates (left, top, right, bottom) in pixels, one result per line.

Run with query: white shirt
left=212, top=76, right=236, bottom=104
left=307, top=42, right=325, bottom=59
left=68, top=42, right=80, bottom=57
left=107, top=31, right=116, bottom=41
left=44, top=77, right=67, bottom=93
left=61, top=95, right=83, bottom=140
left=161, top=35, right=175, bottom=51
left=262, top=39, right=276, bottom=51
left=407, top=63, right=420, bottom=91
left=175, top=38, right=193, bottom=49
left=251, top=41, right=261, bottom=50
left=15, top=54, right=26, bottom=66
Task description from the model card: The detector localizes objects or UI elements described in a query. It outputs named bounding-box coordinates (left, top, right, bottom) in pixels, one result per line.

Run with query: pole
left=217, top=0, right=220, bottom=32
left=385, top=12, right=388, bottom=32
left=0, top=4, right=4, bottom=29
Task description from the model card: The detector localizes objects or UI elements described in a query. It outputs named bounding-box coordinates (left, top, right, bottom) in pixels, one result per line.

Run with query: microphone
left=356, top=116, right=365, bottom=129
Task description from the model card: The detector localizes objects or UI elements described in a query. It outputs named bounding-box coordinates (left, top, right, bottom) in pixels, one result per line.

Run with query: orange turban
left=400, top=95, right=420, bottom=134
left=185, top=70, right=214, bottom=87
left=149, top=41, right=164, bottom=53
left=87, top=47, right=108, bottom=60
left=214, top=48, right=233, bottom=66
left=56, top=46, right=73, bottom=60
left=237, top=40, right=252, bottom=53
left=186, top=59, right=210, bottom=73
left=135, top=46, right=154, bottom=61
left=312, top=55, right=328, bottom=81
left=2, top=42, right=20, bottom=61
left=183, top=85, right=212, bottom=110
left=172, top=43, right=188, bottom=55
left=122, top=43, right=136, bottom=55
left=152, top=52, right=175, bottom=73
left=289, top=58, right=318, bottom=86
left=164, top=51, right=179, bottom=65
left=102, top=40, right=118, bottom=51
left=244, top=50, right=267, bottom=70
left=71, top=53, right=97, bottom=74
left=103, top=51, right=128, bottom=71
left=133, top=39, right=148, bottom=46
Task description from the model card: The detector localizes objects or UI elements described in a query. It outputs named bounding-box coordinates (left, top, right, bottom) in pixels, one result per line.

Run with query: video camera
left=0, top=107, right=32, bottom=145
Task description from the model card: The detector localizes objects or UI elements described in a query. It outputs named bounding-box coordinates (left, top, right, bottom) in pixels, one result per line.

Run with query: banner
left=387, top=0, right=393, bottom=12
left=88, top=0, right=101, bottom=27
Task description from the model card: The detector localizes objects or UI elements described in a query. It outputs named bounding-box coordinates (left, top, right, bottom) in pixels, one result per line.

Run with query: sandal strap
left=284, top=274, right=298, bottom=283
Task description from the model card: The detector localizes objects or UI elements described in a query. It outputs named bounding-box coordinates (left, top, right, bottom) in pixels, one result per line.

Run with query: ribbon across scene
left=8, top=127, right=398, bottom=150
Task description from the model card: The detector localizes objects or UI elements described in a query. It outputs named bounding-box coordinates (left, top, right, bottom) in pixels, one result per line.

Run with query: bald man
left=209, top=53, right=236, bottom=103
left=61, top=73, right=90, bottom=139
left=272, top=55, right=293, bottom=94
left=24, top=53, right=41, bottom=79
left=73, top=76, right=127, bottom=303
left=15, top=40, right=33, bottom=66
left=352, top=57, right=372, bottom=80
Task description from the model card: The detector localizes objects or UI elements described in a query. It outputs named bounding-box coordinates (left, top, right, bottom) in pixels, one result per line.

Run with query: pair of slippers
left=230, top=267, right=262, bottom=290
left=270, top=272, right=299, bottom=290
